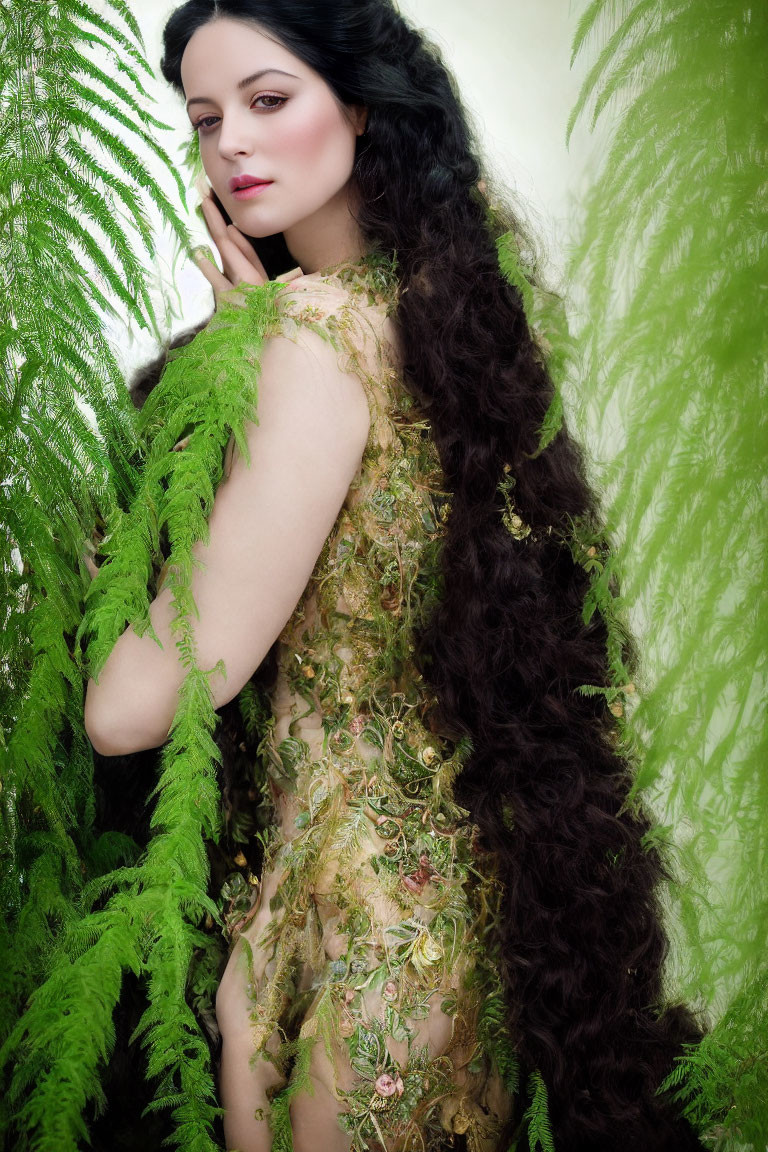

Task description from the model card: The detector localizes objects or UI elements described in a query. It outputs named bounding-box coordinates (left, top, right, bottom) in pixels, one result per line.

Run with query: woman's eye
left=193, top=95, right=287, bottom=133
left=252, top=94, right=287, bottom=111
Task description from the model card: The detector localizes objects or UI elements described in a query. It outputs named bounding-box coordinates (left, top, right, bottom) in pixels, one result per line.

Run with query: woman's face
left=180, top=18, right=366, bottom=239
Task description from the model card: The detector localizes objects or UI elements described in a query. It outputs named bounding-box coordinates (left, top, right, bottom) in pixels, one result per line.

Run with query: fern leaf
left=523, top=1070, right=556, bottom=1152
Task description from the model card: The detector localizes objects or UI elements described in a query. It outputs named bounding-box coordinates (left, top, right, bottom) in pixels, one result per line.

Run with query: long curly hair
left=160, top=2, right=706, bottom=1147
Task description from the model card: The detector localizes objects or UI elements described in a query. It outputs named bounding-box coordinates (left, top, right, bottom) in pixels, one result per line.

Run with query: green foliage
left=1, top=904, right=141, bottom=1149
left=568, top=0, right=768, bottom=1143
left=497, top=231, right=535, bottom=322
left=269, top=1037, right=315, bottom=1152
left=2, top=279, right=285, bottom=1150
left=496, top=231, right=573, bottom=455
left=522, top=1071, right=556, bottom=1152
left=0, top=0, right=168, bottom=1056
left=657, top=971, right=768, bottom=1146
left=77, top=282, right=283, bottom=682
left=477, top=984, right=520, bottom=1097
left=0, top=0, right=267, bottom=1147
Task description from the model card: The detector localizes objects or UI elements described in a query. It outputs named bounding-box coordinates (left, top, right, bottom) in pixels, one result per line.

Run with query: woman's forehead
left=180, top=18, right=309, bottom=93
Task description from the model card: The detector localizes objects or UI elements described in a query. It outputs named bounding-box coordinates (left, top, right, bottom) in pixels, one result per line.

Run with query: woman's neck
left=282, top=181, right=367, bottom=274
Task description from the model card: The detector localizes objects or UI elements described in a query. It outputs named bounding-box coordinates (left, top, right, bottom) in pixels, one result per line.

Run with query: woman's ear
left=352, top=104, right=368, bottom=136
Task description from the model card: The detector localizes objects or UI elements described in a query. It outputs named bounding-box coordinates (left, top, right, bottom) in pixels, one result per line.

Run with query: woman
left=85, top=1, right=706, bottom=1149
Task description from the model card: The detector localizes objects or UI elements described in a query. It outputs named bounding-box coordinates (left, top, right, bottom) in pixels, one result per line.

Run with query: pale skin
left=83, top=19, right=375, bottom=1150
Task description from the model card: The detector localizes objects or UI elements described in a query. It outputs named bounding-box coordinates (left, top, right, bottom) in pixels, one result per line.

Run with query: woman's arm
left=84, top=318, right=370, bottom=757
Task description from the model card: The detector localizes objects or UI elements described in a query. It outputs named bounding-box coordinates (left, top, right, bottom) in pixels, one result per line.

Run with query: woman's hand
left=193, top=194, right=267, bottom=301
left=193, top=193, right=303, bottom=307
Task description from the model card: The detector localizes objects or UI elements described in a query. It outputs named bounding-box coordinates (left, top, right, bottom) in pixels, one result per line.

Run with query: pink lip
left=232, top=181, right=273, bottom=200
left=229, top=173, right=272, bottom=193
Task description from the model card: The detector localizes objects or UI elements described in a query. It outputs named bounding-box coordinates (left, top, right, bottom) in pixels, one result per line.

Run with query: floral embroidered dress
left=223, top=257, right=514, bottom=1152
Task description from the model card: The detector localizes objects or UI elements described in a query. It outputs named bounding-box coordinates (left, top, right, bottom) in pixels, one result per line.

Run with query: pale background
left=93, top=0, right=604, bottom=375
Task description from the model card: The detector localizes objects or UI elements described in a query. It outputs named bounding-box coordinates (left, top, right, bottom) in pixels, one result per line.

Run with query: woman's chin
left=230, top=214, right=278, bottom=240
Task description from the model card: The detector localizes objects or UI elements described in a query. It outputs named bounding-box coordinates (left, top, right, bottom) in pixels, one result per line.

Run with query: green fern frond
left=62, top=139, right=155, bottom=253
left=101, top=0, right=147, bottom=46
left=523, top=1070, right=556, bottom=1152
left=58, top=17, right=152, bottom=91
left=65, top=102, right=190, bottom=240
left=0, top=909, right=140, bottom=1150
left=496, top=230, right=573, bottom=453
left=0, top=0, right=199, bottom=1144
left=478, top=986, right=520, bottom=1097
left=64, top=71, right=186, bottom=201
left=657, top=971, right=768, bottom=1143
left=71, top=49, right=173, bottom=134
left=497, top=231, right=535, bottom=321
left=270, top=1037, right=316, bottom=1152
left=568, top=0, right=609, bottom=69
left=568, top=0, right=767, bottom=1138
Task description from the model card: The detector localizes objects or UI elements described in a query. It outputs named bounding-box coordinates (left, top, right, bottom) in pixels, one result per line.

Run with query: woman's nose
left=216, top=112, right=253, bottom=160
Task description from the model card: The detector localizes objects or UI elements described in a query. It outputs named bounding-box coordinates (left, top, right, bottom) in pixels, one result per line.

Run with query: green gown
left=219, top=258, right=514, bottom=1152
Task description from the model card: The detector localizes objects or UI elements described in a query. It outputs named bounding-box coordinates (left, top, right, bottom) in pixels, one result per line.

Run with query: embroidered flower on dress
left=411, top=927, right=443, bottom=974
left=374, top=1073, right=398, bottom=1097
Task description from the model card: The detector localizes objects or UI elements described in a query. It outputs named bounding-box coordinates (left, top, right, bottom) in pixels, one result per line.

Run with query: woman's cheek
left=280, top=105, right=356, bottom=186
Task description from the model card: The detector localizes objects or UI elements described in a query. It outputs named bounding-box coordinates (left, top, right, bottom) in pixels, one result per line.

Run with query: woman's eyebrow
left=186, top=68, right=300, bottom=109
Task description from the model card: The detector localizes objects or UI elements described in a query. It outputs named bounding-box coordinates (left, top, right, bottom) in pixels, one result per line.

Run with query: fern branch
left=567, top=0, right=767, bottom=1137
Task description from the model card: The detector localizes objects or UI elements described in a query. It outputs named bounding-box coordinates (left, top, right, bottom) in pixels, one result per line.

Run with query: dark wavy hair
left=160, top=2, right=707, bottom=1148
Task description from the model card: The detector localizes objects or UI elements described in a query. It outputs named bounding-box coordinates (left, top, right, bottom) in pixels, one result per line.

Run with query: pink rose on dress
left=374, top=1073, right=398, bottom=1097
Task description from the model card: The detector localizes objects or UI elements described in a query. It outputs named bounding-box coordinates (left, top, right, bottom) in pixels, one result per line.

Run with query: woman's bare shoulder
left=276, top=265, right=401, bottom=374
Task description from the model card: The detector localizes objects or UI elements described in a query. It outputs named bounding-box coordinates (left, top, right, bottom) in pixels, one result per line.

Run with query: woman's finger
left=201, top=198, right=266, bottom=287
left=218, top=230, right=266, bottom=286
left=225, top=224, right=269, bottom=282
left=192, top=247, right=268, bottom=310
left=199, top=193, right=230, bottom=248
left=275, top=266, right=305, bottom=284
